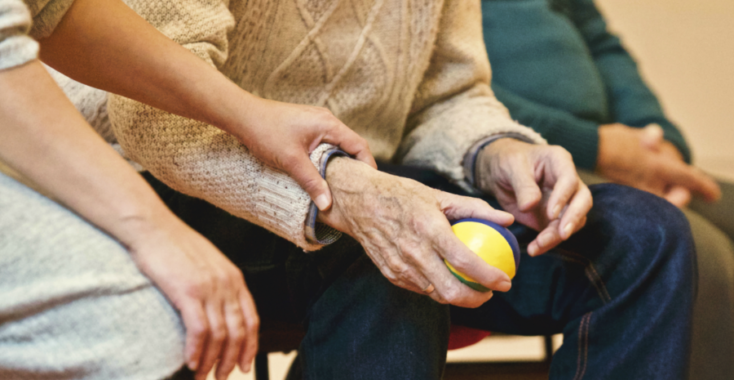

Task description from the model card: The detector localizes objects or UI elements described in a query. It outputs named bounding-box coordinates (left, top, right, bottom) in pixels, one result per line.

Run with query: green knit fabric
left=481, top=0, right=691, bottom=170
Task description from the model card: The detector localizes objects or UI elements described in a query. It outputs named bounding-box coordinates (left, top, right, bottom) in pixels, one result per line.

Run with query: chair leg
left=544, top=335, right=554, bottom=364
left=255, top=352, right=270, bottom=380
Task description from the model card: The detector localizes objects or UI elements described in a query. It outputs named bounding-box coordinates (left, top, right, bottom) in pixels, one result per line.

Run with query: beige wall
left=595, top=0, right=734, bottom=179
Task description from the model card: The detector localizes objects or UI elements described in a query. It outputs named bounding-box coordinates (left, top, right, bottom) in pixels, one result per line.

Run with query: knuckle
left=190, top=322, right=209, bottom=338
left=211, top=326, right=227, bottom=342
left=247, top=315, right=260, bottom=334
left=230, top=326, right=246, bottom=342
left=441, top=286, right=461, bottom=303
left=215, top=270, right=231, bottom=284
left=184, top=279, right=210, bottom=299
left=386, top=258, right=410, bottom=278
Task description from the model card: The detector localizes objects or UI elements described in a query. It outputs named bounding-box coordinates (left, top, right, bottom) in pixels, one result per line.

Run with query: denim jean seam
left=548, top=250, right=612, bottom=304
left=573, top=312, right=592, bottom=380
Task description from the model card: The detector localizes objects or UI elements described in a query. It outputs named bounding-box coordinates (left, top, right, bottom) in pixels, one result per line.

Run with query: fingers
left=508, top=159, right=542, bottom=212
left=557, top=181, right=592, bottom=240
left=196, top=302, right=227, bottom=380
left=215, top=300, right=246, bottom=380
left=322, top=121, right=377, bottom=169
left=527, top=219, right=561, bottom=257
left=545, top=171, right=579, bottom=221
left=179, top=301, right=209, bottom=372
left=664, top=185, right=692, bottom=208
left=528, top=182, right=590, bottom=256
left=436, top=191, right=514, bottom=226
left=436, top=227, right=512, bottom=293
left=281, top=153, right=333, bottom=211
left=238, top=289, right=259, bottom=373
left=658, top=162, right=721, bottom=202
left=640, top=124, right=664, bottom=151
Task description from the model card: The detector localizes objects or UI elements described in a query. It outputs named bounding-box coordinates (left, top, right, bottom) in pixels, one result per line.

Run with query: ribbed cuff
left=304, top=147, right=349, bottom=246
left=463, top=132, right=538, bottom=189
left=0, top=35, right=38, bottom=71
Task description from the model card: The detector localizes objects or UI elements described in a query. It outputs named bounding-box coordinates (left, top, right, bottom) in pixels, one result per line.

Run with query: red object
left=448, top=325, right=491, bottom=350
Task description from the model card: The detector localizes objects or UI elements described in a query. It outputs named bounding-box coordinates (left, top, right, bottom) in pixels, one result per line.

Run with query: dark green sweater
left=481, top=0, right=690, bottom=170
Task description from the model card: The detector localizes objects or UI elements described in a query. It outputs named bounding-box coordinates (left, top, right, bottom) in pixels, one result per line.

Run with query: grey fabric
left=578, top=170, right=734, bottom=380
left=690, top=179, right=734, bottom=243
left=0, top=172, right=186, bottom=379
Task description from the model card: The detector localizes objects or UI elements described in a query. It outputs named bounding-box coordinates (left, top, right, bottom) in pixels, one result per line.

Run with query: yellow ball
left=445, top=218, right=520, bottom=292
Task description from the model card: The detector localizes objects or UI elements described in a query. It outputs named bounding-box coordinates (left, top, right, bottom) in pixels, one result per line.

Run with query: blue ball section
left=450, top=218, right=521, bottom=272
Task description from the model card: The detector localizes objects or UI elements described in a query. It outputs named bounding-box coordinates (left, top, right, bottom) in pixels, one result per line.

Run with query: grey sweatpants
left=0, top=172, right=186, bottom=379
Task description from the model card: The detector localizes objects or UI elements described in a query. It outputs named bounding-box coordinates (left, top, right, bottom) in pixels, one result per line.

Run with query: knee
left=585, top=184, right=696, bottom=291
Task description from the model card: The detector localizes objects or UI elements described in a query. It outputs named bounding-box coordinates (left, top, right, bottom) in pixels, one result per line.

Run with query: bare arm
left=38, top=0, right=375, bottom=210
left=0, top=60, right=258, bottom=380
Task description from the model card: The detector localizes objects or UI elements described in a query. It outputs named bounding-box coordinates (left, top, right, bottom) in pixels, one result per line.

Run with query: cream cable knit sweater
left=0, top=0, right=73, bottom=71
left=94, top=0, right=545, bottom=251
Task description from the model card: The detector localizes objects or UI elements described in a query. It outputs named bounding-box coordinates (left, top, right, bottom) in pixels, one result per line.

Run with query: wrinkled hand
left=476, top=138, right=592, bottom=256
left=234, top=97, right=377, bottom=211
left=121, top=215, right=259, bottom=380
left=317, top=158, right=514, bottom=308
left=597, top=124, right=720, bottom=207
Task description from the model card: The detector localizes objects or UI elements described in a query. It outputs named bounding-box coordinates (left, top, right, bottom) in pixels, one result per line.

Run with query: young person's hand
left=0, top=61, right=259, bottom=380
left=597, top=124, right=720, bottom=207
left=230, top=97, right=376, bottom=211
left=476, top=139, right=592, bottom=256
left=119, top=214, right=259, bottom=380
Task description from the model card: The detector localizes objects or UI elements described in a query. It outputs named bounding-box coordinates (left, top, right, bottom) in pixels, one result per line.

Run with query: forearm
left=0, top=60, right=177, bottom=246
left=571, top=0, right=690, bottom=162
left=37, top=0, right=253, bottom=140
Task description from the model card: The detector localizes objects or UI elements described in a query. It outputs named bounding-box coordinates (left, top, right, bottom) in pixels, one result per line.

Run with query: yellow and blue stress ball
left=446, top=218, right=521, bottom=292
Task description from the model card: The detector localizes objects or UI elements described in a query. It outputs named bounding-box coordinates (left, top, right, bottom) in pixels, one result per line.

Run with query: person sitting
left=57, top=0, right=697, bottom=378
left=0, top=0, right=373, bottom=378
left=479, top=0, right=733, bottom=378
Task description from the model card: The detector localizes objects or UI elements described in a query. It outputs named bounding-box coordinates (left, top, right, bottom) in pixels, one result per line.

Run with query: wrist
left=595, top=124, right=622, bottom=173
left=316, top=157, right=378, bottom=232
left=107, top=198, right=182, bottom=252
left=476, top=138, right=522, bottom=190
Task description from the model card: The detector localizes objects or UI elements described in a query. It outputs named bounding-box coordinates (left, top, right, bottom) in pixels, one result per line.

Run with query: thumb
left=664, top=186, right=692, bottom=208
left=284, top=155, right=333, bottom=211
left=640, top=124, right=664, bottom=151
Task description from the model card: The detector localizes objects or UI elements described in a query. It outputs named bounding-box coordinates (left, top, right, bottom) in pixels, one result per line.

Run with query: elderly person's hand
left=476, top=138, right=593, bottom=256
left=317, top=158, right=514, bottom=308
left=597, top=123, right=720, bottom=207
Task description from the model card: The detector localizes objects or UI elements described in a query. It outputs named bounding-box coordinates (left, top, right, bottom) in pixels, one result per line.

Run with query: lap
left=0, top=173, right=185, bottom=380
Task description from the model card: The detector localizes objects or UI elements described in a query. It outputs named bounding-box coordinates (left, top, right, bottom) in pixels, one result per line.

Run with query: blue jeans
left=144, top=165, right=696, bottom=380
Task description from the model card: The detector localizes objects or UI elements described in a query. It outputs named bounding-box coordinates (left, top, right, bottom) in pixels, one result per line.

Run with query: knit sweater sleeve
left=0, top=0, right=38, bottom=71
left=396, top=0, right=545, bottom=188
left=106, top=0, right=328, bottom=251
left=570, top=0, right=691, bottom=163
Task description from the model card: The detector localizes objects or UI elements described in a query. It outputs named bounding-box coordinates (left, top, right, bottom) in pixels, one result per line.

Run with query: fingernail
left=551, top=205, right=562, bottom=219
left=527, top=245, right=537, bottom=256
left=314, top=194, right=329, bottom=211
left=188, top=360, right=198, bottom=371
left=563, top=222, right=575, bottom=239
